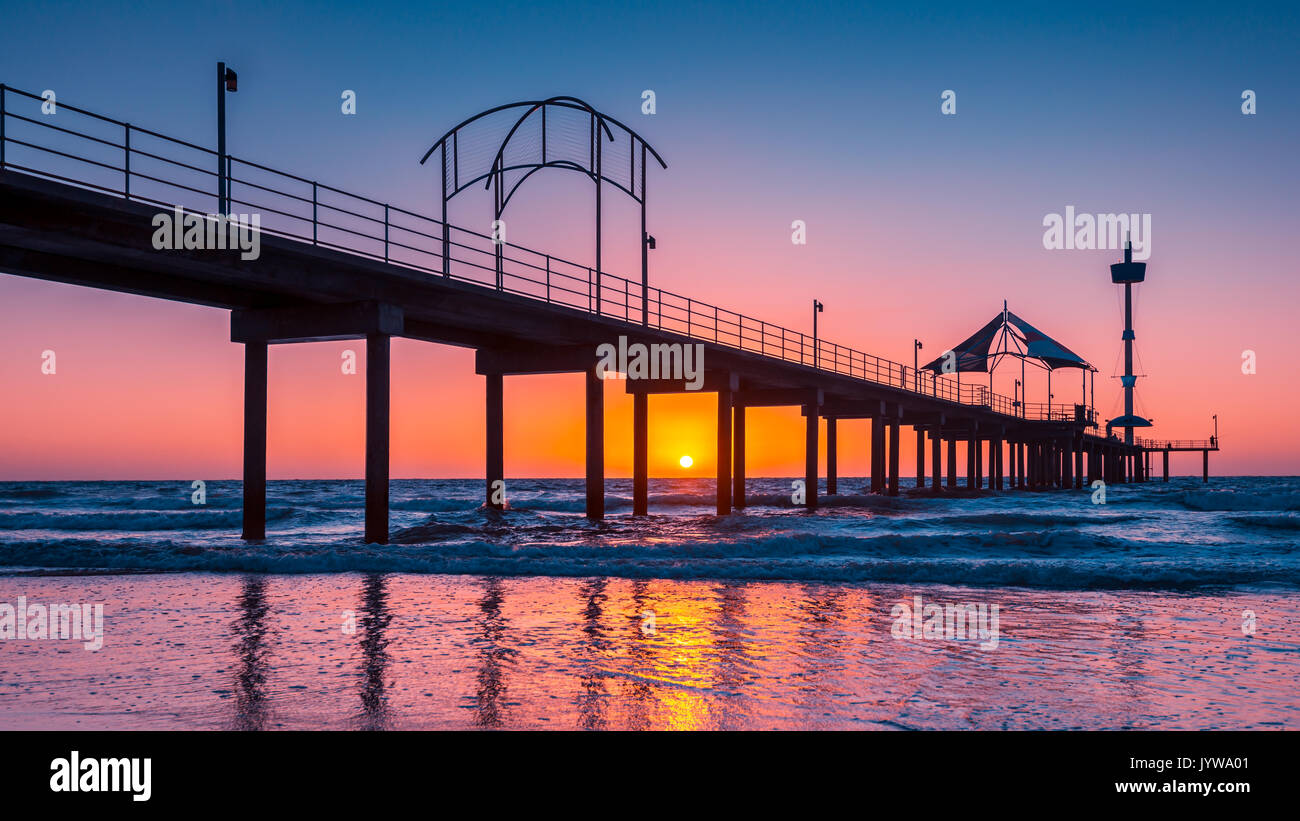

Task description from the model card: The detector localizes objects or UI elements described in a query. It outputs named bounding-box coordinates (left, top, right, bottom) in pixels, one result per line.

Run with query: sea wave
left=1176, top=490, right=1300, bottom=512
left=0, top=507, right=297, bottom=531
left=2, top=532, right=1296, bottom=590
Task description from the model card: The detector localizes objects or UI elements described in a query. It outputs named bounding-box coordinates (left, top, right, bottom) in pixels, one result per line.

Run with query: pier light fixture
left=812, top=300, right=824, bottom=368
left=914, top=339, right=923, bottom=391
left=216, top=62, right=238, bottom=213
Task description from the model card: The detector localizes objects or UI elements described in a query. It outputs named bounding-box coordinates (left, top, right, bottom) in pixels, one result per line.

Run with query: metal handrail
left=1134, top=438, right=1219, bottom=450
left=0, top=82, right=1094, bottom=424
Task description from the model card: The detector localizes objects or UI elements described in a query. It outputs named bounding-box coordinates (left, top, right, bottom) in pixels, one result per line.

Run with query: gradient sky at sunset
left=1, top=0, right=1297, bottom=478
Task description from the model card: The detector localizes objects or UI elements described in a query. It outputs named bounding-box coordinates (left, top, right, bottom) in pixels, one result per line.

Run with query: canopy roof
left=922, top=306, right=1093, bottom=374
left=1107, top=414, right=1152, bottom=428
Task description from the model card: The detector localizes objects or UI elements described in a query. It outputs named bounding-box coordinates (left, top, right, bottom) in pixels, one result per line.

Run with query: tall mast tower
left=1109, top=238, right=1151, bottom=444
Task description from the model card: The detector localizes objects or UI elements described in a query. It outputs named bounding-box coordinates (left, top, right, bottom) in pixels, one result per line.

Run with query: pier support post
left=946, top=437, right=957, bottom=489
left=870, top=417, right=885, bottom=492
left=1074, top=437, right=1083, bottom=489
left=365, top=333, right=390, bottom=544
left=915, top=426, right=925, bottom=490
left=826, top=417, right=838, bottom=495
left=888, top=416, right=900, bottom=497
left=1203, top=449, right=1209, bottom=483
left=1162, top=449, right=1169, bottom=482
left=733, top=404, right=746, bottom=509
left=485, top=372, right=504, bottom=510
left=633, top=392, right=648, bottom=515
left=804, top=402, right=819, bottom=509
left=993, top=437, right=1003, bottom=490
left=241, top=340, right=267, bottom=541
left=1062, top=437, right=1073, bottom=488
left=975, top=436, right=984, bottom=489
left=585, top=366, right=604, bottom=520
left=716, top=386, right=732, bottom=515
left=931, top=430, right=941, bottom=492
left=967, top=428, right=977, bottom=489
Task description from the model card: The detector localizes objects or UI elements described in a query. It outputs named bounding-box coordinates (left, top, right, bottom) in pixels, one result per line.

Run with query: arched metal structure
left=420, top=97, right=667, bottom=321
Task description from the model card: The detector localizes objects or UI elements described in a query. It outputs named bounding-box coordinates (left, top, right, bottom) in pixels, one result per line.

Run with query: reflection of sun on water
left=679, top=455, right=693, bottom=469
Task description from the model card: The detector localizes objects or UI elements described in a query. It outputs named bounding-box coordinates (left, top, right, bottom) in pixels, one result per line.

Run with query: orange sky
left=1, top=245, right=1293, bottom=479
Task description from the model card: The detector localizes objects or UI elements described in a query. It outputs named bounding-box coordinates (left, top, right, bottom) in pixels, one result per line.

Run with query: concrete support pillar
left=870, top=417, right=885, bottom=493
left=716, top=387, right=732, bottom=515
left=585, top=366, right=604, bottom=520
left=967, top=430, right=977, bottom=489
left=826, top=417, right=838, bottom=495
left=975, top=437, right=984, bottom=489
left=1062, top=437, right=1073, bottom=488
left=241, top=340, right=267, bottom=541
left=1203, top=449, right=1209, bottom=483
left=946, top=437, right=957, bottom=489
left=733, top=404, right=746, bottom=508
left=485, top=372, right=504, bottom=510
left=804, top=404, right=819, bottom=509
left=365, top=333, right=390, bottom=544
left=930, top=430, right=941, bottom=492
left=915, top=427, right=925, bottom=490
left=1162, top=449, right=1169, bottom=482
left=1074, top=438, right=1084, bottom=489
left=888, top=417, right=900, bottom=497
left=633, top=392, right=648, bottom=515
left=993, top=438, right=1003, bottom=490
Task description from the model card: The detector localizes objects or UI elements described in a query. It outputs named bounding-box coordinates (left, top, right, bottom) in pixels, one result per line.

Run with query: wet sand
left=0, top=573, right=1294, bottom=730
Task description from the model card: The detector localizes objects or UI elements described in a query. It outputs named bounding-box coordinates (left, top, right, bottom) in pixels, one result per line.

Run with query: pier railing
left=1135, top=438, right=1218, bottom=451
left=0, top=83, right=1091, bottom=425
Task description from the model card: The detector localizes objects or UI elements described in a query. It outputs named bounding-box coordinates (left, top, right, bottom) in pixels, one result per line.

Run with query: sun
left=678, top=454, right=694, bottom=469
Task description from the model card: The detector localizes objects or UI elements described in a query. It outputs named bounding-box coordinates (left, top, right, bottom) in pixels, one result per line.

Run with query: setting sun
left=678, top=455, right=693, bottom=469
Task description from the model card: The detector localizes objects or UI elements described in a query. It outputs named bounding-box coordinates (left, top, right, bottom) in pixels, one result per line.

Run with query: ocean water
left=0, top=477, right=1297, bottom=729
left=0, top=476, right=1297, bottom=588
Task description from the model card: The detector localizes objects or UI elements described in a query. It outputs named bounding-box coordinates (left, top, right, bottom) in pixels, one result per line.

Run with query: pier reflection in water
left=201, top=573, right=1290, bottom=731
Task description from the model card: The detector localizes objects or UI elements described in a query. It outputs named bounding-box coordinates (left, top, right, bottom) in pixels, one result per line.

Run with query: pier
left=0, top=84, right=1217, bottom=543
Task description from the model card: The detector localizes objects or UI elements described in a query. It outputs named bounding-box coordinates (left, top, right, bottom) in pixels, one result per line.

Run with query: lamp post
left=812, top=299, right=823, bottom=368
left=1014, top=378, right=1021, bottom=417
left=216, top=62, right=238, bottom=214
left=1212, top=413, right=1218, bottom=447
left=914, top=339, right=923, bottom=391
left=642, top=233, right=656, bottom=326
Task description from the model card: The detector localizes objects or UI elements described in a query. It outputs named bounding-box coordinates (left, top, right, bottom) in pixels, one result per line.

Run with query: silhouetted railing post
left=545, top=255, right=551, bottom=302
left=123, top=124, right=131, bottom=199
left=312, top=182, right=318, bottom=244
left=383, top=205, right=389, bottom=262
left=0, top=84, right=6, bottom=168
